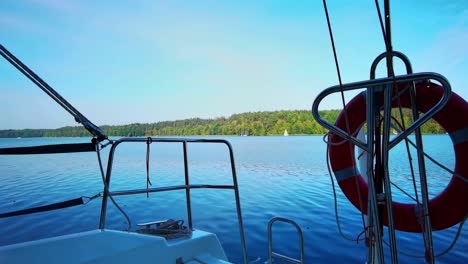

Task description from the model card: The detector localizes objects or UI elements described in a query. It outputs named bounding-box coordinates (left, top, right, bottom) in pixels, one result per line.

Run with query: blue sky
left=0, top=0, right=466, bottom=129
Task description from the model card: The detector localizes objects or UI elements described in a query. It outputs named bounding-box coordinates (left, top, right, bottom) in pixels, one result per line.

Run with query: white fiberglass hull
left=0, top=229, right=230, bottom=264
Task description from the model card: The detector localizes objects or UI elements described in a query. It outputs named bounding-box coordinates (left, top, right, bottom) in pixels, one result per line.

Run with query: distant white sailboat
left=283, top=129, right=289, bottom=136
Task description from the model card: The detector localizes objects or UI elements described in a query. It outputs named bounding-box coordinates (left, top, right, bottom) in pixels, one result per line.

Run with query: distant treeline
left=0, top=110, right=444, bottom=138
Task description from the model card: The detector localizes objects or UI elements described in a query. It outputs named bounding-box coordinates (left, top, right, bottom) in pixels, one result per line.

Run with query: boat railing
left=267, top=217, right=305, bottom=264
left=311, top=72, right=451, bottom=151
left=311, top=72, right=452, bottom=263
left=98, top=137, right=248, bottom=264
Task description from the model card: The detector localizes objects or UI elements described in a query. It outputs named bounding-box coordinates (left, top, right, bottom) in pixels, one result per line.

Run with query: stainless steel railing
left=97, top=137, right=248, bottom=264
left=312, top=72, right=451, bottom=263
left=267, top=217, right=304, bottom=264
left=312, top=72, right=451, bottom=151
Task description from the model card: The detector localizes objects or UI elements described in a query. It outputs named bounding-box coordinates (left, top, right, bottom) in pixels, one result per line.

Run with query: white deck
left=0, top=229, right=230, bottom=264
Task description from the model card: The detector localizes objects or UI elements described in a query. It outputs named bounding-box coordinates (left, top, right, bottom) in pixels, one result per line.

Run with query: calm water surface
left=0, top=136, right=466, bottom=263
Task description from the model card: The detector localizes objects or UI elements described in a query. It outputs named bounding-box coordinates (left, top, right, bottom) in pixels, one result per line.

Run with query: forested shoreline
left=0, top=110, right=444, bottom=138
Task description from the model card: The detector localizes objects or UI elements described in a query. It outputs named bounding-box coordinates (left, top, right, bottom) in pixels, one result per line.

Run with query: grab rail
left=311, top=72, right=451, bottom=150
left=98, top=137, right=248, bottom=264
left=268, top=217, right=305, bottom=264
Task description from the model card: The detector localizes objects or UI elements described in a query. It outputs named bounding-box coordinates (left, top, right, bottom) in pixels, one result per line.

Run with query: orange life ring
left=329, top=81, right=468, bottom=232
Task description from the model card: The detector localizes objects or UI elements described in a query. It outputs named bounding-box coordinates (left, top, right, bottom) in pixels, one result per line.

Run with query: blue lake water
left=0, top=135, right=466, bottom=263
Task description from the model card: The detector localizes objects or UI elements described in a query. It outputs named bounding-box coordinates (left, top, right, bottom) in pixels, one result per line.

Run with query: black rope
left=0, top=143, right=96, bottom=155
left=146, top=137, right=153, bottom=198
left=0, top=193, right=101, bottom=218
left=136, top=219, right=192, bottom=239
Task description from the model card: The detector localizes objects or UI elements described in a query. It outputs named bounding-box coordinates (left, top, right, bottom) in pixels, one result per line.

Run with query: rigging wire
left=324, top=114, right=468, bottom=191
left=322, top=114, right=467, bottom=256
left=324, top=130, right=468, bottom=259
left=374, top=1, right=436, bottom=261
left=374, top=0, right=395, bottom=78
left=372, top=1, right=402, bottom=262
left=321, top=0, right=464, bottom=260
left=389, top=109, right=421, bottom=206
left=389, top=118, right=468, bottom=184
left=382, top=213, right=467, bottom=259
left=322, top=0, right=367, bottom=232
left=95, top=140, right=132, bottom=231
left=374, top=2, right=422, bottom=207
left=321, top=0, right=465, bottom=260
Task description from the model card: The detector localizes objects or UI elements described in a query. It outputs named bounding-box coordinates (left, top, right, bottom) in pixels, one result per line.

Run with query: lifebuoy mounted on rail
left=329, top=81, right=468, bottom=233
